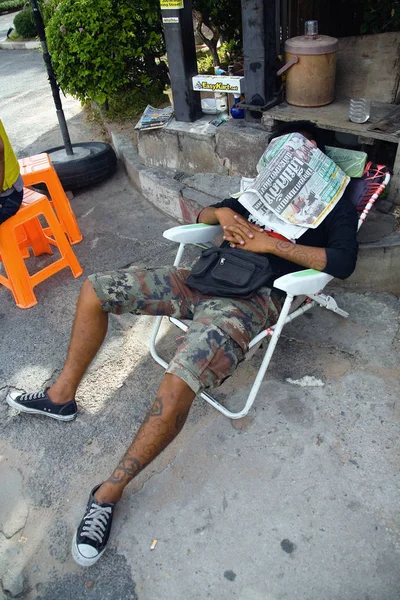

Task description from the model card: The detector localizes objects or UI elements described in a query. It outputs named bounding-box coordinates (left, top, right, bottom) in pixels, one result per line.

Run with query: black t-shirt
left=209, top=192, right=359, bottom=280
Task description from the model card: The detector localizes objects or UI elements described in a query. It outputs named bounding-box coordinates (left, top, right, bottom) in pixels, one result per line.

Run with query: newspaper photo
left=239, top=133, right=350, bottom=234
left=135, top=105, right=174, bottom=131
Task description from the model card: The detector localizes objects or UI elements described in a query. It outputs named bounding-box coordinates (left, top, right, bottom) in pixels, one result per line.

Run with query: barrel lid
left=285, top=35, right=338, bottom=55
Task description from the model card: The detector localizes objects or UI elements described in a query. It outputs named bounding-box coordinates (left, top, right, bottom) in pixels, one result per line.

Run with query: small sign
left=162, top=16, right=179, bottom=23
left=160, top=0, right=184, bottom=9
left=192, top=74, right=245, bottom=94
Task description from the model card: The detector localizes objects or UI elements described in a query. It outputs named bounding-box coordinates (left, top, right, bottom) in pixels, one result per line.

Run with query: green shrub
left=106, top=84, right=166, bottom=121
left=197, top=51, right=214, bottom=74
left=219, top=40, right=242, bottom=66
left=40, top=0, right=59, bottom=25
left=0, top=0, right=25, bottom=15
left=46, top=0, right=167, bottom=106
left=13, top=7, right=37, bottom=38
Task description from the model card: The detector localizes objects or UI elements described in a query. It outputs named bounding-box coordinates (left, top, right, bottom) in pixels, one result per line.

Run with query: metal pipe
left=30, top=0, right=74, bottom=155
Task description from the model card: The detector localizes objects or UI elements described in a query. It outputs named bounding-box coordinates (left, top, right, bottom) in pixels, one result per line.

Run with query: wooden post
left=161, top=0, right=202, bottom=122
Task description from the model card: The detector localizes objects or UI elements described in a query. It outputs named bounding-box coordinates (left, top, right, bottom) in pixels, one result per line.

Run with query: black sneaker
left=6, top=389, right=77, bottom=421
left=72, top=485, right=115, bottom=567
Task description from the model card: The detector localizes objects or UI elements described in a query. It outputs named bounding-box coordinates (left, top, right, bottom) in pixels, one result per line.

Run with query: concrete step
left=112, top=132, right=400, bottom=294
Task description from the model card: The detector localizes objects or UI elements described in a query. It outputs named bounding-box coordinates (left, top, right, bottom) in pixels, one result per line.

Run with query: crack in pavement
left=41, top=369, right=59, bottom=390
left=280, top=333, right=358, bottom=359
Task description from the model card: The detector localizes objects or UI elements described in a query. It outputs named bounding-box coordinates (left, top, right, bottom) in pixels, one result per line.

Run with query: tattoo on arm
left=274, top=240, right=327, bottom=271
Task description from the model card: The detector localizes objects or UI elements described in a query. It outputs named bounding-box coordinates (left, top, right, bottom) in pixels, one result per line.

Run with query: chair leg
left=0, top=224, right=38, bottom=308
left=42, top=205, right=83, bottom=278
left=22, top=218, right=53, bottom=257
left=47, top=171, right=83, bottom=244
left=200, top=294, right=295, bottom=419
left=150, top=316, right=169, bottom=369
left=311, top=293, right=349, bottom=318
left=149, top=293, right=296, bottom=420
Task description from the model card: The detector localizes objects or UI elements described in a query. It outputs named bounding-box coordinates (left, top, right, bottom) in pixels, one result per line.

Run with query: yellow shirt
left=0, top=119, right=20, bottom=192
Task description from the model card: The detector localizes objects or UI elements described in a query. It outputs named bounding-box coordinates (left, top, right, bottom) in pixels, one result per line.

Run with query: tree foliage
left=192, top=0, right=242, bottom=66
left=46, top=0, right=168, bottom=105
left=0, top=0, right=25, bottom=15
left=14, top=7, right=37, bottom=38
left=360, top=0, right=400, bottom=33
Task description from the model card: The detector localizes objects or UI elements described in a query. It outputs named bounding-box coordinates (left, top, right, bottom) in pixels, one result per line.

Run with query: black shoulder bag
left=186, top=246, right=275, bottom=298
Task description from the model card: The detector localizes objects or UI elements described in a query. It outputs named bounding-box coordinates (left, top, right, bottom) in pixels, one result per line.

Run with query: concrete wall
left=137, top=118, right=271, bottom=178
left=335, top=232, right=400, bottom=295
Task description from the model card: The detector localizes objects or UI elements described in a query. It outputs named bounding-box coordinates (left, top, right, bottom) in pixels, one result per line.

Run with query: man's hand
left=217, top=209, right=263, bottom=246
left=223, top=221, right=273, bottom=253
left=224, top=218, right=327, bottom=270
left=197, top=205, right=327, bottom=270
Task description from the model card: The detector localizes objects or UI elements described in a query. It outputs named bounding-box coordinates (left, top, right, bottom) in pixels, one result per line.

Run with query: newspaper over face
left=236, top=133, right=350, bottom=240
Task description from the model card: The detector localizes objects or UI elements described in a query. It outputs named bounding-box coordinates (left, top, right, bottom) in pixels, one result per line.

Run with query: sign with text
left=160, top=0, right=184, bottom=9
left=192, top=74, right=245, bottom=94
left=162, top=16, right=179, bottom=23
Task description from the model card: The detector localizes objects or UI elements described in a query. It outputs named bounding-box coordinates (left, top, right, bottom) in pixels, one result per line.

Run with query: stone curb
left=0, top=39, right=40, bottom=49
left=112, top=131, right=400, bottom=295
left=112, top=132, right=217, bottom=225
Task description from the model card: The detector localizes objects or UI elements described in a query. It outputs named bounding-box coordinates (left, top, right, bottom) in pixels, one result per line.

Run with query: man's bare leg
left=95, top=373, right=195, bottom=504
left=48, top=279, right=108, bottom=404
left=72, top=373, right=195, bottom=565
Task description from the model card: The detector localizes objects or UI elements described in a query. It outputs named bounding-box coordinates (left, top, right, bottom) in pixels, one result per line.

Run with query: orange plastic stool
left=0, top=188, right=83, bottom=309
left=18, top=153, right=83, bottom=245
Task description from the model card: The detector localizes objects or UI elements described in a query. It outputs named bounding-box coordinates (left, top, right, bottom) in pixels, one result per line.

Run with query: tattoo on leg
left=149, top=396, right=163, bottom=416
left=106, top=392, right=193, bottom=490
left=107, top=457, right=142, bottom=485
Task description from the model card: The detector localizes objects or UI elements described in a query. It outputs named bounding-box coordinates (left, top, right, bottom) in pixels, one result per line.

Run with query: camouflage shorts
left=89, top=266, right=283, bottom=394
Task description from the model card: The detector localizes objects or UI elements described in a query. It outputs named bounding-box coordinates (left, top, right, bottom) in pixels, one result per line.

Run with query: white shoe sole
left=6, top=393, right=76, bottom=421
left=71, top=532, right=105, bottom=567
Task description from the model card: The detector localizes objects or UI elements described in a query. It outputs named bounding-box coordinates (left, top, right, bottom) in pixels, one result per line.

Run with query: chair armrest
left=274, top=269, right=333, bottom=295
left=163, top=223, right=222, bottom=244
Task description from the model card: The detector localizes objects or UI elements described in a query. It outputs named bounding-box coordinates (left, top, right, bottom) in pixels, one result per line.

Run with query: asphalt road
left=0, top=48, right=86, bottom=155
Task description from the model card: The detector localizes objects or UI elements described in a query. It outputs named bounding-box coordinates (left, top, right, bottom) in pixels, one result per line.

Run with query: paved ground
left=0, top=49, right=102, bottom=157
left=0, top=49, right=400, bottom=600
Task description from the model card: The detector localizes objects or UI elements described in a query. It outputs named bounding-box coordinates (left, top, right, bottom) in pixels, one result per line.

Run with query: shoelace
left=21, top=391, right=46, bottom=401
left=81, top=503, right=112, bottom=544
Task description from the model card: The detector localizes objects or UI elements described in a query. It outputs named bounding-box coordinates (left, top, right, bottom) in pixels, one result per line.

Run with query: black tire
left=44, top=142, right=117, bottom=191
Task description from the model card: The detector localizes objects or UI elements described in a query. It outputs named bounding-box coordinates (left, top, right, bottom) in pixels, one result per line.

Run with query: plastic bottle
left=215, top=93, right=228, bottom=114
left=230, top=95, right=245, bottom=119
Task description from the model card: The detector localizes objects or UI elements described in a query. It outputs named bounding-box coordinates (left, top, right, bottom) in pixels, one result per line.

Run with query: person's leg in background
left=0, top=188, right=23, bottom=224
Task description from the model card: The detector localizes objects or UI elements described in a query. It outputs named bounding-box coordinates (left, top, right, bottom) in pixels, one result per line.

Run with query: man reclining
left=6, top=121, right=358, bottom=566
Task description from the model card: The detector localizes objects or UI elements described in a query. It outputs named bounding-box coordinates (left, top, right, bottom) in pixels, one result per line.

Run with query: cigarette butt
left=150, top=539, right=158, bottom=551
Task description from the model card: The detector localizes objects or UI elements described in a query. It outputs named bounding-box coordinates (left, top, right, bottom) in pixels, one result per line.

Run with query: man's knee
left=79, top=277, right=102, bottom=310
left=160, top=374, right=196, bottom=410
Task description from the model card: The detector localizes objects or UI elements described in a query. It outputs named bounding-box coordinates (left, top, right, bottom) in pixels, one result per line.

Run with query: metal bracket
left=237, top=96, right=280, bottom=113
left=322, top=295, right=349, bottom=318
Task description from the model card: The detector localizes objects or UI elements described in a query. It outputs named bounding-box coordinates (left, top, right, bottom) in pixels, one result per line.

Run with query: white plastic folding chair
left=150, top=163, right=391, bottom=419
